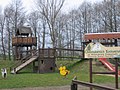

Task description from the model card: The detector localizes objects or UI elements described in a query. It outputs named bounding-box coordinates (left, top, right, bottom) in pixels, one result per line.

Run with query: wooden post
left=71, top=76, right=77, bottom=90
left=38, top=49, right=40, bottom=73
left=90, top=58, right=93, bottom=90
left=48, top=48, right=50, bottom=57
left=82, top=42, right=85, bottom=58
left=115, top=58, right=118, bottom=89
left=33, top=61, right=35, bottom=72
left=71, top=83, right=77, bottom=90
left=15, top=46, right=17, bottom=60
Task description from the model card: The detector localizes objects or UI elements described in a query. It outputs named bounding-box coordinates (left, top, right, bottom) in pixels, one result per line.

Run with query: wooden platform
left=12, top=37, right=37, bottom=46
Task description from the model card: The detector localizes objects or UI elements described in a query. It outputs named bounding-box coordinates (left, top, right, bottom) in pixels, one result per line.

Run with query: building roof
left=84, top=32, right=120, bottom=40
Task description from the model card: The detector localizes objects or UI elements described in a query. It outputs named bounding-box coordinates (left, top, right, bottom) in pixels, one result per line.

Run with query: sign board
left=84, top=42, right=120, bottom=58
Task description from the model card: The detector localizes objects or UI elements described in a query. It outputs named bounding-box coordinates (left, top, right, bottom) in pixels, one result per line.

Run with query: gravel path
left=1, top=85, right=90, bottom=90
left=1, top=82, right=117, bottom=90
left=1, top=86, right=71, bottom=90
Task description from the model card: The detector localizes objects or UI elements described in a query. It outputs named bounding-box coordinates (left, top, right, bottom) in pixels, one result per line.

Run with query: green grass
left=0, top=73, right=72, bottom=88
left=0, top=59, right=119, bottom=89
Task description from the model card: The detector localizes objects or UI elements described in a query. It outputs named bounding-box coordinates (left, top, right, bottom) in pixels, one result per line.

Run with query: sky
left=63, top=0, right=103, bottom=12
left=0, top=0, right=103, bottom=13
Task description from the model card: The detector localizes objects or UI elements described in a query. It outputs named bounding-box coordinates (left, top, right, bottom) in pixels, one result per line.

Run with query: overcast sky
left=63, top=0, right=103, bottom=12
left=0, top=0, right=103, bottom=12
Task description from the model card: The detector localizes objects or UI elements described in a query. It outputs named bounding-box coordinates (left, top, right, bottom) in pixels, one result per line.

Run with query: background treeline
left=0, top=0, right=120, bottom=60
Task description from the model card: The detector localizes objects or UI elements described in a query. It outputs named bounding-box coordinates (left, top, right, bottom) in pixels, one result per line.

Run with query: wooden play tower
left=12, top=26, right=37, bottom=60
left=12, top=26, right=56, bottom=74
left=11, top=26, right=83, bottom=74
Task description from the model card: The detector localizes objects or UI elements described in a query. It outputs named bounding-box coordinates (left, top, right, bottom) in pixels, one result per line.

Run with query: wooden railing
left=12, top=37, right=37, bottom=46
left=71, top=76, right=116, bottom=90
left=39, top=48, right=83, bottom=59
left=10, top=50, right=38, bottom=73
left=39, top=48, right=56, bottom=58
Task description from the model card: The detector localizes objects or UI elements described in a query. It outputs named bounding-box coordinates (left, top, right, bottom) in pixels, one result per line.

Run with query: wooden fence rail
left=71, top=76, right=116, bottom=90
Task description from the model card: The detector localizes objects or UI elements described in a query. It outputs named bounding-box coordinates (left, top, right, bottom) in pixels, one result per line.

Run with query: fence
left=71, top=76, right=116, bottom=90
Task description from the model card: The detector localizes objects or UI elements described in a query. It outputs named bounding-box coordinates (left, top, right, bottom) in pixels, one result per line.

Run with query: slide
left=98, top=58, right=120, bottom=75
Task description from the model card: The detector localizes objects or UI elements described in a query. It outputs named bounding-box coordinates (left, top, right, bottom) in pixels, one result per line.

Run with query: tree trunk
left=42, top=21, right=46, bottom=49
left=8, top=25, right=11, bottom=60
left=7, top=17, right=11, bottom=60
left=1, top=28, right=6, bottom=60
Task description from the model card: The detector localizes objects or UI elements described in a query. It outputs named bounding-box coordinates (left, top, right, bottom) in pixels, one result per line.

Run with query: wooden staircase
left=11, top=51, right=38, bottom=74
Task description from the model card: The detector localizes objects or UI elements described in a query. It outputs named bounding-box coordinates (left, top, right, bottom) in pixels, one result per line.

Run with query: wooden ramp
left=11, top=56, right=38, bottom=74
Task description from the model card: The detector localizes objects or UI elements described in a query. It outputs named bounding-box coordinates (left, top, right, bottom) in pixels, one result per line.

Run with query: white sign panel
left=84, top=43, right=120, bottom=58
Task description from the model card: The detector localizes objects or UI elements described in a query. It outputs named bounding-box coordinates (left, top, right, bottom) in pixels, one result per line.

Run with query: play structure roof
left=84, top=32, right=120, bottom=40
left=16, top=26, right=32, bottom=35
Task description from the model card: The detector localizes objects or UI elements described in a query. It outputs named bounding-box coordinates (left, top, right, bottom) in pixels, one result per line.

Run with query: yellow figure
left=59, top=66, right=70, bottom=78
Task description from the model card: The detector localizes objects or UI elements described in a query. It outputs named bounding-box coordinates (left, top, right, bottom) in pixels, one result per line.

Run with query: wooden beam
left=72, top=80, right=115, bottom=90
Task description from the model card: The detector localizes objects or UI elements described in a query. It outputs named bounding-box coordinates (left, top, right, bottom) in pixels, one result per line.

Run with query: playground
left=0, top=27, right=120, bottom=90
left=0, top=59, right=118, bottom=90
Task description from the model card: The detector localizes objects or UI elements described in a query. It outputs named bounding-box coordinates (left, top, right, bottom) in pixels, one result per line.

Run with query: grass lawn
left=0, top=59, right=119, bottom=89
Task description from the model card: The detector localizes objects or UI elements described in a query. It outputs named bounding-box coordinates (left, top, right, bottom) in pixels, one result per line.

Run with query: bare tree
left=0, top=13, right=6, bottom=60
left=4, top=7, right=13, bottom=61
left=7, top=0, right=26, bottom=35
left=27, top=11, right=39, bottom=37
left=41, top=16, right=47, bottom=48
left=3, top=0, right=26, bottom=61
left=36, top=0, right=65, bottom=47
